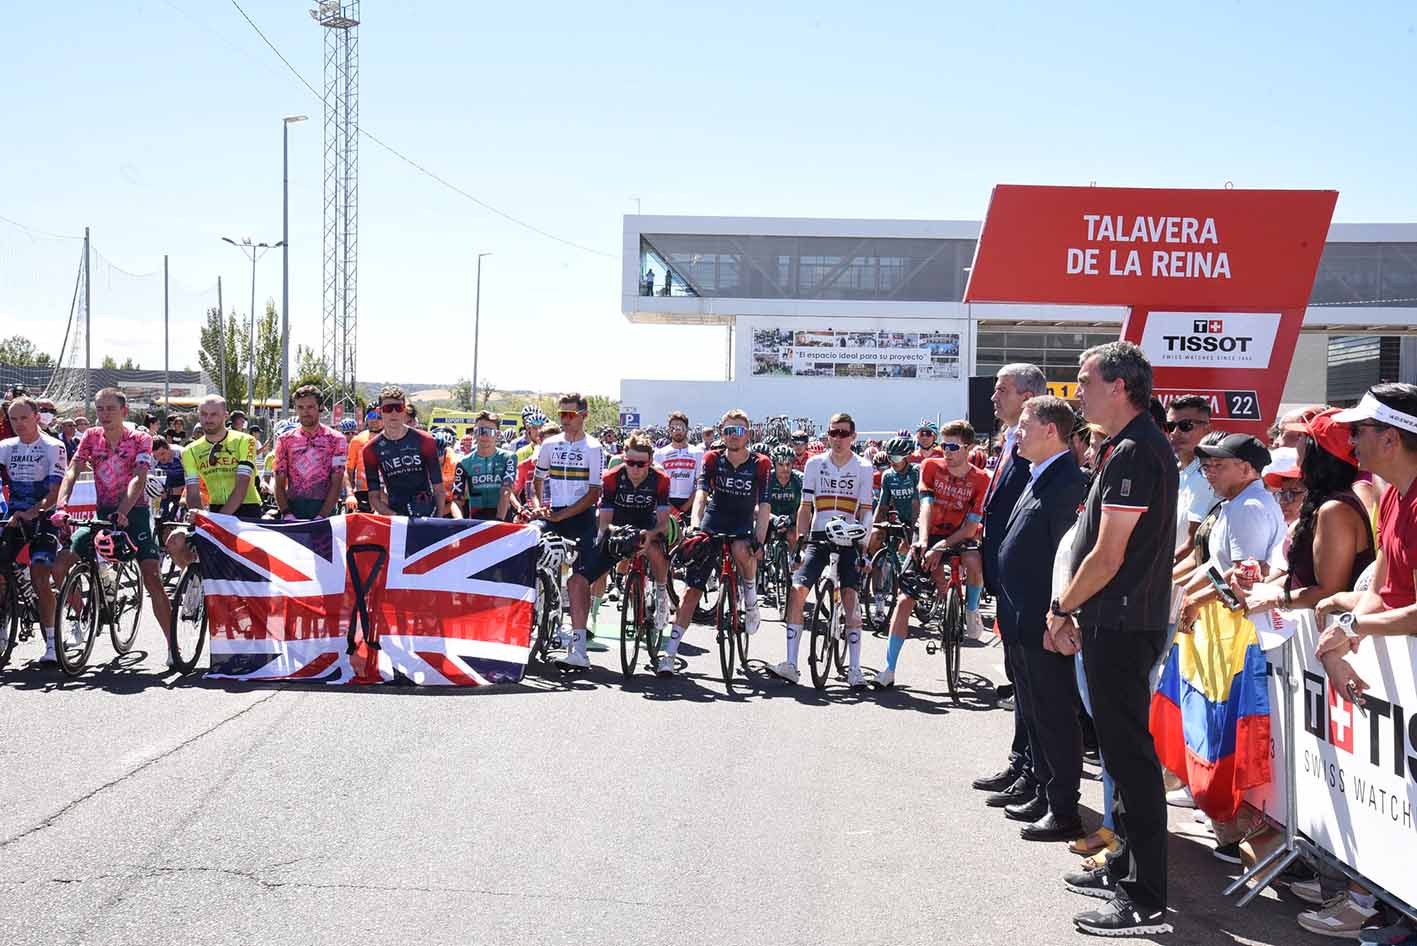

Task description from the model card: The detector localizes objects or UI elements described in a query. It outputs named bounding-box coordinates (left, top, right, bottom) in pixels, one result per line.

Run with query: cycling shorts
left=792, top=535, right=862, bottom=591
left=1, top=518, right=61, bottom=569
left=70, top=507, right=161, bottom=563
left=575, top=532, right=664, bottom=583
left=682, top=534, right=754, bottom=593
left=545, top=508, right=597, bottom=569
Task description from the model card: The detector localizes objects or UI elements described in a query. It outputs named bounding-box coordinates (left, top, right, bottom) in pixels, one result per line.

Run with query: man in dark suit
left=973, top=363, right=1048, bottom=800
left=995, top=395, right=1089, bottom=840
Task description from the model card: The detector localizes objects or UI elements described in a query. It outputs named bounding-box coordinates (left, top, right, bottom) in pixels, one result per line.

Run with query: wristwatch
left=1333, top=611, right=1359, bottom=642
left=1050, top=598, right=1078, bottom=619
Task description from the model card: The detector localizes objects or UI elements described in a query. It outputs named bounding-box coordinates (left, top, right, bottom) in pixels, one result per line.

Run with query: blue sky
left=2, top=1, right=1413, bottom=395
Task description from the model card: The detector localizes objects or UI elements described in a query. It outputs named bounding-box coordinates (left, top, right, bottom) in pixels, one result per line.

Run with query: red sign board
left=963, top=185, right=1337, bottom=435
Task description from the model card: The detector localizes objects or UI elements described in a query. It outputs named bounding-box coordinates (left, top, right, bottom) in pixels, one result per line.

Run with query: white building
left=620, top=215, right=1417, bottom=433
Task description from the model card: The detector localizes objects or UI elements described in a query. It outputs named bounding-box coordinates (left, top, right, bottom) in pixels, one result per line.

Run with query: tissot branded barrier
left=964, top=185, right=1337, bottom=437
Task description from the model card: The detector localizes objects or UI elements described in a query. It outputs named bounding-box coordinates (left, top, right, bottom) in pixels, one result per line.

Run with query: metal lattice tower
left=312, top=0, right=359, bottom=410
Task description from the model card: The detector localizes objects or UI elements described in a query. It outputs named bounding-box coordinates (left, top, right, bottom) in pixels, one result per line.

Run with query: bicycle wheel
left=532, top=571, right=559, bottom=663
left=619, top=569, right=643, bottom=679
left=168, top=565, right=207, bottom=674
left=694, top=567, right=721, bottom=625
left=0, top=578, right=18, bottom=670
left=830, top=592, right=849, bottom=678
left=944, top=582, right=965, bottom=703
left=864, top=549, right=898, bottom=636
left=643, top=578, right=662, bottom=662
left=715, top=571, right=737, bottom=687
left=807, top=582, right=833, bottom=690
left=108, top=561, right=145, bottom=655
left=55, top=564, right=100, bottom=676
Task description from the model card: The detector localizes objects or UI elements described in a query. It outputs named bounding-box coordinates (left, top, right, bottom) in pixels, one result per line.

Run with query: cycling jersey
left=768, top=469, right=803, bottom=518
left=181, top=431, right=262, bottom=508
left=910, top=445, right=944, bottom=465
left=156, top=447, right=185, bottom=493
left=363, top=428, right=443, bottom=517
left=801, top=452, right=874, bottom=532
left=534, top=433, right=604, bottom=510
left=919, top=457, right=989, bottom=538
left=0, top=432, right=67, bottom=511
left=879, top=464, right=919, bottom=524
left=652, top=442, right=704, bottom=502
left=698, top=450, right=771, bottom=536
left=346, top=430, right=375, bottom=491
left=274, top=423, right=347, bottom=501
left=453, top=448, right=517, bottom=512
left=515, top=440, right=538, bottom=464
left=74, top=425, right=156, bottom=509
left=599, top=465, right=670, bottom=531
left=440, top=448, right=456, bottom=496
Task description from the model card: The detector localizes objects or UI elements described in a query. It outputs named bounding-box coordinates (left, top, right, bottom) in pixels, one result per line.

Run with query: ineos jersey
left=698, top=450, right=771, bottom=534
left=362, top=429, right=442, bottom=517
left=599, top=465, right=670, bottom=530
left=801, top=452, right=875, bottom=532
left=534, top=434, right=604, bottom=510
left=652, top=442, right=704, bottom=501
left=0, top=433, right=67, bottom=511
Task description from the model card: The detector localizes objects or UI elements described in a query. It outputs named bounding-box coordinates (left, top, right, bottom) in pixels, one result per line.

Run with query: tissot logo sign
left=1139, top=311, right=1280, bottom=368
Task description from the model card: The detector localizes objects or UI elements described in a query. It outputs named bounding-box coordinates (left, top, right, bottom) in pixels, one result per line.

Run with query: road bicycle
left=863, top=520, right=913, bottom=636
left=0, top=517, right=51, bottom=670
left=612, top=526, right=663, bottom=679
left=756, top=515, right=793, bottom=611
left=531, top=528, right=576, bottom=666
left=53, top=519, right=147, bottom=677
left=167, top=531, right=207, bottom=674
left=683, top=533, right=753, bottom=688
left=902, top=544, right=969, bottom=703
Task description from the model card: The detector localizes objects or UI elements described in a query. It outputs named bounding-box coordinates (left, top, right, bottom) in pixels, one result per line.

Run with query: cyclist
left=150, top=436, right=187, bottom=521
left=274, top=385, right=346, bottom=520
left=573, top=432, right=672, bottom=630
left=164, top=395, right=266, bottom=566
left=656, top=409, right=771, bottom=677
left=769, top=412, right=874, bottom=687
left=429, top=427, right=459, bottom=516
left=514, top=405, right=547, bottom=459
left=452, top=410, right=518, bottom=521
left=789, top=429, right=811, bottom=472
left=767, top=444, right=803, bottom=549
left=0, top=396, right=67, bottom=663
left=872, top=419, right=989, bottom=687
left=911, top=420, right=945, bottom=464
left=652, top=410, right=703, bottom=518
left=363, top=386, right=447, bottom=518
left=862, top=436, right=919, bottom=576
left=531, top=393, right=604, bottom=669
left=344, top=408, right=383, bottom=512
left=53, top=387, right=173, bottom=650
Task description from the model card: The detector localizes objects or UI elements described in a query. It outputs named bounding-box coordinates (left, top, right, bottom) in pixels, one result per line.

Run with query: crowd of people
left=3, top=351, right=1417, bottom=938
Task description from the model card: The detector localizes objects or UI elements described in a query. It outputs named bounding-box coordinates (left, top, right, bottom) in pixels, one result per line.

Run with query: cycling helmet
left=673, top=530, right=716, bottom=569
left=93, top=530, right=135, bottom=562
left=274, top=418, right=299, bottom=439
left=523, top=406, right=548, bottom=427
left=710, top=439, right=726, bottom=452
left=770, top=514, right=792, bottom=532
left=916, top=420, right=939, bottom=435
left=896, top=428, right=910, bottom=438
left=144, top=476, right=167, bottom=503
left=873, top=452, right=889, bottom=469
left=823, top=516, right=868, bottom=548
left=339, top=417, right=357, bottom=434
left=606, top=526, right=642, bottom=561
left=537, top=533, right=570, bottom=572
left=770, top=445, right=795, bottom=464
left=431, top=428, right=455, bottom=451
left=663, top=513, right=681, bottom=549
left=521, top=404, right=538, bottom=421
left=764, top=434, right=782, bottom=447
left=884, top=436, right=914, bottom=458
left=896, top=557, right=935, bottom=600
left=749, top=442, right=770, bottom=457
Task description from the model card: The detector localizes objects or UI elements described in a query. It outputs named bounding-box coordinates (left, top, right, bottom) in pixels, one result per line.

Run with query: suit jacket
left=994, top=452, right=1088, bottom=648
left=981, top=441, right=1031, bottom=596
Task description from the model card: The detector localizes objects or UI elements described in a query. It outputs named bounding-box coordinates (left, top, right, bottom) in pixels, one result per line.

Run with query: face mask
left=39, top=412, right=55, bottom=425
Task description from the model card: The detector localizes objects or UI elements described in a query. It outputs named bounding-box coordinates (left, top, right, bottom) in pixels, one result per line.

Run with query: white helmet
left=824, top=516, right=867, bottom=547
left=538, top=535, right=569, bottom=572
left=144, top=476, right=167, bottom=502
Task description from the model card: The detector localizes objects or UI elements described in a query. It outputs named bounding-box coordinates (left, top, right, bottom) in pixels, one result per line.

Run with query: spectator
left=73, top=414, right=90, bottom=436
left=1048, top=341, right=1178, bottom=937
left=36, top=398, right=59, bottom=437
left=1165, top=394, right=1216, bottom=563
left=1068, top=417, right=1092, bottom=471
left=1269, top=405, right=1323, bottom=450
left=59, top=417, right=79, bottom=459
left=229, top=410, right=247, bottom=431
left=1260, top=447, right=1303, bottom=527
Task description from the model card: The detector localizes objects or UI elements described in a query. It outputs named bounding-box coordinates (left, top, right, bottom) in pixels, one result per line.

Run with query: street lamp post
left=282, top=115, right=307, bottom=419
left=472, top=252, right=491, bottom=410
left=221, top=236, right=284, bottom=419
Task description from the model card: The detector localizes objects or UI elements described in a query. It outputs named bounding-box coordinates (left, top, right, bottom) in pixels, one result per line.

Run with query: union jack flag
left=193, top=512, right=537, bottom=685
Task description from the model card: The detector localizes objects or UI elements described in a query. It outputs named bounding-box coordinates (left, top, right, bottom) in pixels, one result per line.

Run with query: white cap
left=1262, top=446, right=1300, bottom=486
left=1332, top=392, right=1417, bottom=433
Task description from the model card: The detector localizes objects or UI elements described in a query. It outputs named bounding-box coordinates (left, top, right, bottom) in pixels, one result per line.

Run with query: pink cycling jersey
left=275, top=423, right=348, bottom=501
left=72, top=425, right=154, bottom=509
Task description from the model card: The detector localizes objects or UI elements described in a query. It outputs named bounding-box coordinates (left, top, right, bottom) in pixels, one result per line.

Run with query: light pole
left=221, top=236, right=284, bottom=419
left=472, top=252, right=491, bottom=410
left=282, top=115, right=308, bottom=420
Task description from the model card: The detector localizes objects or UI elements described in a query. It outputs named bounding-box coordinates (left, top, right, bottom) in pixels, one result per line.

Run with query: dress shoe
left=985, top=776, right=1036, bottom=808
left=1020, top=812, right=1085, bottom=841
left=1004, top=797, right=1049, bottom=822
left=971, top=766, right=1021, bottom=792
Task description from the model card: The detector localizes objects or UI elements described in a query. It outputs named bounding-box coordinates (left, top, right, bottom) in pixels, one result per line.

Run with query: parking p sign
left=619, top=411, right=641, bottom=428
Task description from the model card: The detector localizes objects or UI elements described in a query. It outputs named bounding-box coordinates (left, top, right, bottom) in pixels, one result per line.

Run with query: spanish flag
left=1148, top=601, right=1272, bottom=820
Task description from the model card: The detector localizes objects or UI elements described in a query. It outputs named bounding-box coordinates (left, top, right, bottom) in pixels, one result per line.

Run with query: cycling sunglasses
left=1164, top=419, right=1207, bottom=433
left=722, top=425, right=749, bottom=437
left=887, top=453, right=910, bottom=463
left=379, top=402, right=406, bottom=414
left=827, top=428, right=853, bottom=439
left=558, top=410, right=582, bottom=419
left=941, top=442, right=964, bottom=453
left=790, top=436, right=808, bottom=444
left=474, top=426, right=497, bottom=436
left=623, top=458, right=649, bottom=468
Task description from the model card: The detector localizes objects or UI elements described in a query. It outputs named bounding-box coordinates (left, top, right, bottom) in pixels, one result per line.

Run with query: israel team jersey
left=0, top=432, right=68, bottom=511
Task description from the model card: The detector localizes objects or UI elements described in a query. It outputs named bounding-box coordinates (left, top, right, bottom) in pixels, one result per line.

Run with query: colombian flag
left=1149, top=601, right=1271, bottom=820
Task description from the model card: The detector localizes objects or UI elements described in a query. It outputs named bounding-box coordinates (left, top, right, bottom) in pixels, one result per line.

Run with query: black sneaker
left=1063, top=867, right=1118, bottom=900
left=1073, top=898, right=1172, bottom=936
left=1212, top=842, right=1243, bottom=865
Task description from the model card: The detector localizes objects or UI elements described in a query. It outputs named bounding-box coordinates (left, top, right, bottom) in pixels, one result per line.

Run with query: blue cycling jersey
left=0, top=432, right=68, bottom=511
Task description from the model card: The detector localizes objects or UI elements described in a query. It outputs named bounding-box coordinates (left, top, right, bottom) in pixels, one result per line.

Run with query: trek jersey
left=768, top=470, right=803, bottom=518
left=453, top=448, right=517, bottom=512
left=652, top=443, right=705, bottom=503
left=918, top=458, right=989, bottom=538
left=879, top=464, right=919, bottom=524
left=75, top=425, right=156, bottom=510
left=599, top=465, right=670, bottom=531
left=801, top=452, right=875, bottom=532
left=181, top=431, right=262, bottom=508
left=698, top=450, right=771, bottom=535
left=0, top=432, right=67, bottom=511
left=362, top=429, right=443, bottom=517
left=534, top=433, right=604, bottom=511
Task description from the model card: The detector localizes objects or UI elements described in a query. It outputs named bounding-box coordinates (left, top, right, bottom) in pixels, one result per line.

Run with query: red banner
left=963, top=185, right=1337, bottom=435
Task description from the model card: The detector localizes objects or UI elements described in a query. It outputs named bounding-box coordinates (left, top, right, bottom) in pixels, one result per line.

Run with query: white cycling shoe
left=655, top=654, right=676, bottom=678
left=556, top=647, right=590, bottom=670
left=769, top=661, right=800, bottom=684
left=744, top=603, right=762, bottom=636
left=966, top=610, right=989, bottom=641
left=846, top=668, right=868, bottom=689
left=870, top=668, right=895, bottom=688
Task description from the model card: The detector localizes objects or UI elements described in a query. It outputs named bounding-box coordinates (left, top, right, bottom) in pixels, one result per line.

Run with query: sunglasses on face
left=1164, top=419, right=1207, bottom=433
left=1274, top=488, right=1307, bottom=503
left=827, top=428, right=852, bottom=439
left=558, top=410, right=581, bottom=420
left=623, top=458, right=649, bottom=468
left=474, top=426, right=497, bottom=436
left=941, top=442, right=964, bottom=453
left=668, top=424, right=687, bottom=433
left=791, top=438, right=808, bottom=445
left=380, top=403, right=405, bottom=414
left=722, top=425, right=748, bottom=437
left=917, top=431, right=936, bottom=438
left=888, top=453, right=909, bottom=463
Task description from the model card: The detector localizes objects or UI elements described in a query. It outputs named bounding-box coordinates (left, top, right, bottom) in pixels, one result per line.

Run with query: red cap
left=1284, top=407, right=1357, bottom=466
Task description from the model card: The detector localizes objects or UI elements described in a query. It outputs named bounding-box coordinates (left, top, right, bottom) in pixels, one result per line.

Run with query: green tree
left=0, top=335, right=52, bottom=367
left=451, top=377, right=474, bottom=411
left=100, top=355, right=118, bottom=369
left=119, top=357, right=139, bottom=370
left=197, top=306, right=245, bottom=405
left=479, top=379, right=495, bottom=410
left=293, top=344, right=336, bottom=394
left=586, top=394, right=621, bottom=430
left=250, top=300, right=282, bottom=406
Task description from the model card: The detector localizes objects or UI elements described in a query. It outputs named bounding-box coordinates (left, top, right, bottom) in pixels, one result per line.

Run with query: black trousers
left=1080, top=625, right=1168, bottom=911
left=1006, top=642, right=1083, bottom=817
left=997, top=617, right=1032, bottom=775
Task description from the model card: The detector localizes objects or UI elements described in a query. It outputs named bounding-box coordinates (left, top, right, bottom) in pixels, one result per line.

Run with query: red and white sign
left=964, top=185, right=1337, bottom=436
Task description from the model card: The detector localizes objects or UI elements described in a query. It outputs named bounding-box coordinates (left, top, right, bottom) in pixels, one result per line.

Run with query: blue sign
left=619, top=412, right=641, bottom=428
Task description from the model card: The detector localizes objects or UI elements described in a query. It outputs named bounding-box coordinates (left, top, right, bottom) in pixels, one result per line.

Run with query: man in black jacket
left=995, top=396, right=1089, bottom=841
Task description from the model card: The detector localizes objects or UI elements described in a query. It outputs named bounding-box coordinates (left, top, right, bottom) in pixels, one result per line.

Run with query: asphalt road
left=0, top=600, right=1332, bottom=946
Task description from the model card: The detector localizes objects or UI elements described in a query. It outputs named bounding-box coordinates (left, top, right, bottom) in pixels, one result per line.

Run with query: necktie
left=985, top=438, right=1016, bottom=510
